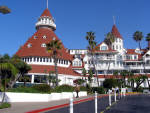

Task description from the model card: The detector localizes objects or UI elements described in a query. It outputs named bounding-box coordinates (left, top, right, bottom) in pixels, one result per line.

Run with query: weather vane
left=113, top=16, right=116, bottom=25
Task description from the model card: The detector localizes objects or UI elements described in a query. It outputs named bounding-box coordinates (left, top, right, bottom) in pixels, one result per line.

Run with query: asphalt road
left=105, top=94, right=150, bottom=113
left=44, top=96, right=112, bottom=113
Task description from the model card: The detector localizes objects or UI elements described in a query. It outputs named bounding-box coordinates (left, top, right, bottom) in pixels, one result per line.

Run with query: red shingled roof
left=111, top=25, right=123, bottom=39
left=40, top=8, right=53, bottom=18
left=16, top=28, right=73, bottom=60
left=29, top=65, right=81, bottom=76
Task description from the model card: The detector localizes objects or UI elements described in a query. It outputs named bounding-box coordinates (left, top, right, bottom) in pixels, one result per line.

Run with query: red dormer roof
left=40, top=8, right=53, bottom=18
left=111, top=25, right=123, bottom=39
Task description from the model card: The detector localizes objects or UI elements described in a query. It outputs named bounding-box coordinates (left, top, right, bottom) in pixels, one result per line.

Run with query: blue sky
left=0, top=0, right=149, bottom=56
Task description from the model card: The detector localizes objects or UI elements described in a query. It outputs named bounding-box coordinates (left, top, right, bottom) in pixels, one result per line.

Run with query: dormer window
left=101, top=46, right=107, bottom=50
left=53, top=37, right=56, bottom=40
left=27, top=43, right=32, bottom=48
left=41, top=43, right=46, bottom=47
left=43, top=35, right=47, bottom=39
left=34, top=36, right=37, bottom=39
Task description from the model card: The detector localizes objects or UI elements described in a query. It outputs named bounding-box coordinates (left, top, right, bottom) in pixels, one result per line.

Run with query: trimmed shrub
left=92, top=87, right=105, bottom=94
left=52, top=84, right=74, bottom=92
left=31, top=84, right=51, bottom=93
left=0, top=103, right=11, bottom=109
left=80, top=86, right=87, bottom=91
left=7, top=86, right=40, bottom=93
left=103, top=78, right=118, bottom=89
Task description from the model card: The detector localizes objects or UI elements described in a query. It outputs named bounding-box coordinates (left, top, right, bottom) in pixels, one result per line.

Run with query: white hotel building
left=16, top=8, right=150, bottom=87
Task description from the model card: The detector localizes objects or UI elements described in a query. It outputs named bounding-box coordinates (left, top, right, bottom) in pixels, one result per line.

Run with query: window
left=41, top=43, right=46, bottom=47
left=43, top=35, right=47, bottom=39
left=40, top=58, right=42, bottom=62
left=27, top=43, right=32, bottom=48
left=53, top=37, right=56, bottom=40
left=43, top=58, right=45, bottom=62
left=134, top=55, right=137, bottom=60
left=113, top=45, right=114, bottom=50
left=116, top=45, right=118, bottom=49
left=34, top=36, right=37, bottom=39
left=101, top=46, right=107, bottom=50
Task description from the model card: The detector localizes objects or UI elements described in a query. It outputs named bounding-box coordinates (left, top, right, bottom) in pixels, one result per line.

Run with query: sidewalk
left=0, top=94, right=96, bottom=113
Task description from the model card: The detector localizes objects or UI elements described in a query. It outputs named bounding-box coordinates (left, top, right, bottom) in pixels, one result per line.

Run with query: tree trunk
left=91, top=53, right=99, bottom=87
left=1, top=76, right=6, bottom=103
left=139, top=41, right=141, bottom=50
left=9, top=73, right=21, bottom=88
left=54, top=56, right=58, bottom=86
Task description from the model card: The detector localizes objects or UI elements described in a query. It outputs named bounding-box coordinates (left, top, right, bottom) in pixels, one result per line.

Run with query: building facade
left=16, top=8, right=150, bottom=87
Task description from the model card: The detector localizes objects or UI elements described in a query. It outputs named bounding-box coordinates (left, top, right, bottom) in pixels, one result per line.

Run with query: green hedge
left=31, top=84, right=51, bottom=93
left=52, top=84, right=74, bottom=92
left=0, top=103, right=11, bottom=109
left=92, top=87, right=105, bottom=94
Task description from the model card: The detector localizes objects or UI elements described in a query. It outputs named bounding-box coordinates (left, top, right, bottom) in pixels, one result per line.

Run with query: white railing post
left=114, top=89, right=116, bottom=102
left=95, top=91, right=97, bottom=113
left=109, top=89, right=111, bottom=106
left=70, top=97, right=73, bottom=113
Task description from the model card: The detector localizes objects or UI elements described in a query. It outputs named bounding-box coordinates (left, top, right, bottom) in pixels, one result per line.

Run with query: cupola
left=35, top=8, right=56, bottom=31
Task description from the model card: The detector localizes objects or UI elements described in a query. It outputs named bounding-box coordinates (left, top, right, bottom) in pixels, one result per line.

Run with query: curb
left=26, top=94, right=108, bottom=113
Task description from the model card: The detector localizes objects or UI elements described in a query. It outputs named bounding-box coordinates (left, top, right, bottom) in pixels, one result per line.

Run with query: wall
left=0, top=91, right=87, bottom=102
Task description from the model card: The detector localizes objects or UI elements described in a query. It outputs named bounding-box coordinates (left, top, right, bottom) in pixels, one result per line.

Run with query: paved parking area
left=105, top=94, right=150, bottom=113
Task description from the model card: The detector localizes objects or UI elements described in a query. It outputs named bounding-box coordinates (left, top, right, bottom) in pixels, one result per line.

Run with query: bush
left=32, top=84, right=51, bottom=93
left=52, top=84, right=74, bottom=92
left=103, top=79, right=118, bottom=89
left=0, top=103, right=11, bottom=109
left=7, top=86, right=40, bottom=93
left=92, top=87, right=105, bottom=94
left=80, top=86, right=87, bottom=91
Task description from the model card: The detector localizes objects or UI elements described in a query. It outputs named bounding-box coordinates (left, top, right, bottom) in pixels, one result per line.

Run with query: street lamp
left=0, top=6, right=11, bottom=14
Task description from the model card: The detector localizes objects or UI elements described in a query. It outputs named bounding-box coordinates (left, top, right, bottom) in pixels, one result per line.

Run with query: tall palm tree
left=46, top=40, right=62, bottom=86
left=104, top=32, right=115, bottom=48
left=133, top=31, right=143, bottom=50
left=146, top=33, right=150, bottom=50
left=0, top=6, right=11, bottom=14
left=85, top=31, right=99, bottom=86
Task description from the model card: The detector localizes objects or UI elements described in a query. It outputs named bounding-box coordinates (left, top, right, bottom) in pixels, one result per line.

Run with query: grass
left=0, top=102, right=11, bottom=109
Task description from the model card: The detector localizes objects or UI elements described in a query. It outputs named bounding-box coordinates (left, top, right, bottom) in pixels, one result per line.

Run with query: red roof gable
left=40, top=8, right=53, bottom=18
left=111, top=25, right=123, bottom=39
left=29, top=65, right=81, bottom=76
left=16, top=28, right=73, bottom=60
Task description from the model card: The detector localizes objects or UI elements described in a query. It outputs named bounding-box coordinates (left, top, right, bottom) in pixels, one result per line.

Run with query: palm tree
left=88, top=69, right=93, bottom=86
left=104, top=32, right=115, bottom=48
left=85, top=31, right=99, bottom=86
left=0, top=62, right=18, bottom=104
left=46, top=40, right=62, bottom=86
left=146, top=33, right=150, bottom=50
left=0, top=6, right=11, bottom=14
left=133, top=31, right=143, bottom=50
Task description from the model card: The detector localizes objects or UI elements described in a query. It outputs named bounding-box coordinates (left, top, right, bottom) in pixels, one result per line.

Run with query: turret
left=111, top=25, right=124, bottom=53
left=35, top=8, right=56, bottom=31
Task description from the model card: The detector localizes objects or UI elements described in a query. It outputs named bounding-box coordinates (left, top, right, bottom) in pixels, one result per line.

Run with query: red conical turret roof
left=16, top=28, right=72, bottom=61
left=40, top=8, right=53, bottom=18
left=111, top=25, right=123, bottom=39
